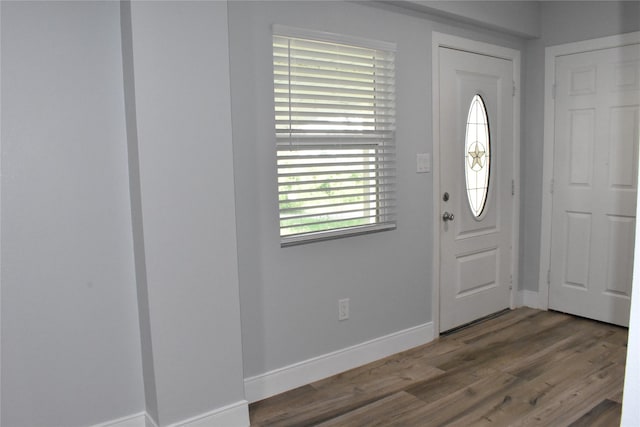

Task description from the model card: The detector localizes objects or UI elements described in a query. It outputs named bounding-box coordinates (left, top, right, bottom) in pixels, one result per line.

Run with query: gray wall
left=228, top=0, right=524, bottom=379
left=396, top=1, right=541, bottom=38
left=125, top=1, right=246, bottom=425
left=1, top=2, right=144, bottom=426
left=1, top=1, right=247, bottom=426
left=520, top=1, right=640, bottom=292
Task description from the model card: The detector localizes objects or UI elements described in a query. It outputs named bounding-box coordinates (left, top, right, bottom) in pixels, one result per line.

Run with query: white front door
left=549, top=43, right=640, bottom=327
left=438, top=47, right=514, bottom=332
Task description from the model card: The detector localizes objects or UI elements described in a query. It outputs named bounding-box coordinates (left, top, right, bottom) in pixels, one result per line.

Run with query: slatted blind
left=273, top=27, right=396, bottom=245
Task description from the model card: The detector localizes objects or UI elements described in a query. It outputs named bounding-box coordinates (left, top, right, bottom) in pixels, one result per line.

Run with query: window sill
left=280, top=222, right=396, bottom=247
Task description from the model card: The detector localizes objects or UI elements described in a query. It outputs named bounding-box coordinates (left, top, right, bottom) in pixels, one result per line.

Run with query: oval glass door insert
left=464, top=95, right=490, bottom=218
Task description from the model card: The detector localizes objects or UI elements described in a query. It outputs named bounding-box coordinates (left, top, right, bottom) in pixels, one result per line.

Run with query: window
left=273, top=26, right=396, bottom=245
left=464, top=95, right=490, bottom=218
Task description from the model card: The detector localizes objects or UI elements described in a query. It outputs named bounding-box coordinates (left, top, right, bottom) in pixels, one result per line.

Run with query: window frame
left=273, top=25, right=397, bottom=246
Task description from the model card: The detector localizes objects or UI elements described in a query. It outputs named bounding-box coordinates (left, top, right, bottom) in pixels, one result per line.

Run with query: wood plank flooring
left=249, top=308, right=628, bottom=426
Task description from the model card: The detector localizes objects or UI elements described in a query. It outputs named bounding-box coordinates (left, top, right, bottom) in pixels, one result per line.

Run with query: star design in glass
left=468, top=142, right=486, bottom=171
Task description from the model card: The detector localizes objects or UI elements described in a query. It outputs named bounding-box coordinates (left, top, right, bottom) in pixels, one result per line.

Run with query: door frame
left=538, top=31, right=640, bottom=311
left=432, top=32, right=521, bottom=334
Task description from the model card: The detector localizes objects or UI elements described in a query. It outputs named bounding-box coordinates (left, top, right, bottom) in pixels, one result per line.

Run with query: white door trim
left=538, top=31, right=640, bottom=311
left=432, top=32, right=521, bottom=334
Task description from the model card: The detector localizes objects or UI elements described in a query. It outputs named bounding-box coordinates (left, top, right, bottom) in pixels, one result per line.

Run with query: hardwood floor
left=249, top=308, right=628, bottom=426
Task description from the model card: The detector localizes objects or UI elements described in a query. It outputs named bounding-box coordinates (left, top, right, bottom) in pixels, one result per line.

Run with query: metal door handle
left=442, top=212, right=455, bottom=222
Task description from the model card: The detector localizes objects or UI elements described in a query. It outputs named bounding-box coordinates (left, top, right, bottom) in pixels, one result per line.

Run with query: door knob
left=442, top=212, right=455, bottom=222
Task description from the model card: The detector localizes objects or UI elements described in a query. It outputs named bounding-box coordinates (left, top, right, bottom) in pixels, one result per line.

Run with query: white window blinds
left=273, top=27, right=397, bottom=245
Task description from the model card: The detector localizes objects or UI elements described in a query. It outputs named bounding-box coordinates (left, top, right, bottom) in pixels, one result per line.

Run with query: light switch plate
left=417, top=153, right=431, bottom=173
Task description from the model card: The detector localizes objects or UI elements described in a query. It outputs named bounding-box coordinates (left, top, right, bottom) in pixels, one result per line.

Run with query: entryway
left=433, top=34, right=520, bottom=333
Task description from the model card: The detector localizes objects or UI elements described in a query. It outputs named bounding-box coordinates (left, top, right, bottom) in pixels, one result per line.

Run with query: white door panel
left=549, top=43, right=640, bottom=326
left=439, top=47, right=514, bottom=332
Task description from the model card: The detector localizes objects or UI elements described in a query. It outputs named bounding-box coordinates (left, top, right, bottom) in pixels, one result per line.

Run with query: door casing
left=432, top=32, right=521, bottom=335
left=539, top=31, right=640, bottom=311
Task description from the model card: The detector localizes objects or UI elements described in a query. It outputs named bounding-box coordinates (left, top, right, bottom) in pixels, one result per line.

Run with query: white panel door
left=550, top=43, right=640, bottom=326
left=439, top=47, right=514, bottom=332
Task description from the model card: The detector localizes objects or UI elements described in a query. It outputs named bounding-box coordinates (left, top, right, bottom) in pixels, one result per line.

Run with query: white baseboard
left=145, top=413, right=159, bottom=427
left=92, top=400, right=249, bottom=427
left=518, top=290, right=540, bottom=309
left=244, top=322, right=435, bottom=403
left=93, top=412, right=148, bottom=427
left=167, top=400, right=249, bottom=427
